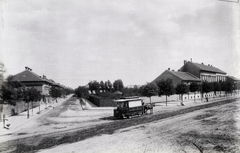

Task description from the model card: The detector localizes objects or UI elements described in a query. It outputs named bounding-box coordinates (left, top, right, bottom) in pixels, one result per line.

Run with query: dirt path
left=38, top=99, right=240, bottom=153
left=0, top=98, right=239, bottom=153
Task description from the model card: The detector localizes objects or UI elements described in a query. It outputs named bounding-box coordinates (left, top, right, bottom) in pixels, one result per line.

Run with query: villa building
left=153, top=69, right=201, bottom=87
left=179, top=60, right=227, bottom=82
left=11, top=67, right=64, bottom=96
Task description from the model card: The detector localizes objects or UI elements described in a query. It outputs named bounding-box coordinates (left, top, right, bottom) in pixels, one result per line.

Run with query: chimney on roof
left=202, top=63, right=204, bottom=65
left=168, top=68, right=170, bottom=70
left=43, top=75, right=46, bottom=79
left=190, top=58, right=192, bottom=62
left=208, top=64, right=210, bottom=66
left=184, top=60, right=187, bottom=65
left=25, top=66, right=28, bottom=70
left=211, top=65, right=213, bottom=67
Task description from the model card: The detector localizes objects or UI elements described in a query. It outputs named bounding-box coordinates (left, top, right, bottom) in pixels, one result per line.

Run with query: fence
left=88, top=96, right=117, bottom=107
left=0, top=101, right=40, bottom=121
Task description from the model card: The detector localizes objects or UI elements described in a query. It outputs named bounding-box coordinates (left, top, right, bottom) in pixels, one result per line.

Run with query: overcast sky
left=0, top=0, right=239, bottom=88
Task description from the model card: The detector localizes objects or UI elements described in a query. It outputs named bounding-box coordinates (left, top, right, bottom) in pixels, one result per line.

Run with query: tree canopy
left=113, top=79, right=124, bottom=91
left=0, top=76, right=25, bottom=105
left=156, top=79, right=175, bottom=105
left=201, top=81, right=213, bottom=94
left=23, top=88, right=41, bottom=103
left=49, top=86, right=62, bottom=99
left=189, top=82, right=200, bottom=93
left=157, top=79, right=175, bottom=96
left=75, top=86, right=89, bottom=99
left=141, top=82, right=159, bottom=103
left=175, top=83, right=189, bottom=101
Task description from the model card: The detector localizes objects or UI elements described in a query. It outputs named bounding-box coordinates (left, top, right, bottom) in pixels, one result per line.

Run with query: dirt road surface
left=38, top=98, right=240, bottom=153
left=0, top=97, right=239, bottom=153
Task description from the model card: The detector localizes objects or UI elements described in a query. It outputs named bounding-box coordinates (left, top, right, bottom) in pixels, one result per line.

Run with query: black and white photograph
left=0, top=0, right=240, bottom=152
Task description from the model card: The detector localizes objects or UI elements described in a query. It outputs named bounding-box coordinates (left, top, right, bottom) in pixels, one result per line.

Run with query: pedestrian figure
left=180, top=101, right=185, bottom=106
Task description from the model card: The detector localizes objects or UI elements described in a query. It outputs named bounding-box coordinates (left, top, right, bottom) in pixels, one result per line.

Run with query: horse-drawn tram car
left=113, top=97, right=153, bottom=119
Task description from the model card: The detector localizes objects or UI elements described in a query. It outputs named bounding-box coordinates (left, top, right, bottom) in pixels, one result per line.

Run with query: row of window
left=200, top=74, right=226, bottom=82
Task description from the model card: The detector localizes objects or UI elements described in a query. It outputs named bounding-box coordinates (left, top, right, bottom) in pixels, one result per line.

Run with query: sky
left=0, top=0, right=239, bottom=88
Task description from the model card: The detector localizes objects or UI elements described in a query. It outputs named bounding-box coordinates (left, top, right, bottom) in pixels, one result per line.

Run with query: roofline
left=200, top=69, right=227, bottom=74
left=12, top=70, right=65, bottom=87
left=114, top=98, right=142, bottom=102
left=185, top=72, right=201, bottom=80
left=168, top=70, right=201, bottom=81
left=191, top=62, right=227, bottom=74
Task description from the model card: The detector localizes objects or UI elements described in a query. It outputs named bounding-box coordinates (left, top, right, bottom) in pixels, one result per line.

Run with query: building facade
left=179, top=60, right=227, bottom=82
left=11, top=67, right=63, bottom=96
left=153, top=69, right=201, bottom=87
left=153, top=60, right=228, bottom=87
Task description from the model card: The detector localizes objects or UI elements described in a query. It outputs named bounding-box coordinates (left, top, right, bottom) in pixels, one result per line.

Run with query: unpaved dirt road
left=38, top=98, right=240, bottom=153
left=0, top=97, right=240, bottom=153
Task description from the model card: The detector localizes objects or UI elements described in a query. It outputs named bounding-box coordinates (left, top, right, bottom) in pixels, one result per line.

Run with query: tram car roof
left=114, top=97, right=142, bottom=103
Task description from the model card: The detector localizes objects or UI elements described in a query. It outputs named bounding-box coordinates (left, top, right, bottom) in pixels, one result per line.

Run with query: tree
left=0, top=76, right=25, bottom=105
left=201, top=81, right=213, bottom=99
left=226, top=81, right=234, bottom=95
left=141, top=82, right=159, bottom=104
left=108, top=80, right=113, bottom=92
left=122, top=85, right=140, bottom=97
left=234, top=82, right=240, bottom=94
left=75, top=86, right=89, bottom=99
left=113, top=79, right=124, bottom=91
left=75, top=86, right=89, bottom=110
left=0, top=84, right=18, bottom=105
left=23, top=88, right=41, bottom=118
left=49, top=86, right=62, bottom=102
left=212, top=82, right=221, bottom=96
left=221, top=81, right=233, bottom=96
left=189, top=82, right=200, bottom=102
left=175, top=83, right=189, bottom=102
left=100, top=81, right=105, bottom=92
left=88, top=81, right=93, bottom=94
left=92, top=81, right=100, bottom=93
left=6, top=75, right=23, bottom=89
left=156, top=79, right=175, bottom=106
left=104, top=81, right=109, bottom=91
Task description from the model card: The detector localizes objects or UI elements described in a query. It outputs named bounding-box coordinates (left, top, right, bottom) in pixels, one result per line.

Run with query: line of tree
left=88, top=79, right=123, bottom=94
left=0, top=76, right=73, bottom=118
left=140, top=79, right=239, bottom=106
left=75, top=78, right=240, bottom=106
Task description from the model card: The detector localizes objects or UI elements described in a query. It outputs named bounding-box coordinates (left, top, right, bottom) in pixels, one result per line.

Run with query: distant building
left=11, top=67, right=63, bottom=96
left=153, top=69, right=201, bottom=87
left=153, top=60, right=228, bottom=86
left=226, top=76, right=240, bottom=84
left=179, top=60, right=227, bottom=82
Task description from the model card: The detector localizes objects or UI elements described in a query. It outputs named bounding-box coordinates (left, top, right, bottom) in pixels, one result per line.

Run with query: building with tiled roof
left=179, top=60, right=227, bottom=82
left=153, top=69, right=201, bottom=87
left=226, top=76, right=240, bottom=83
left=11, top=67, right=63, bottom=95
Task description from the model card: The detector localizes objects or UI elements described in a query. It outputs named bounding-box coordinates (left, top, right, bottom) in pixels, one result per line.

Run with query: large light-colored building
left=179, top=60, right=227, bottom=82
left=153, top=69, right=201, bottom=87
left=11, top=67, right=63, bottom=96
left=153, top=60, right=227, bottom=86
